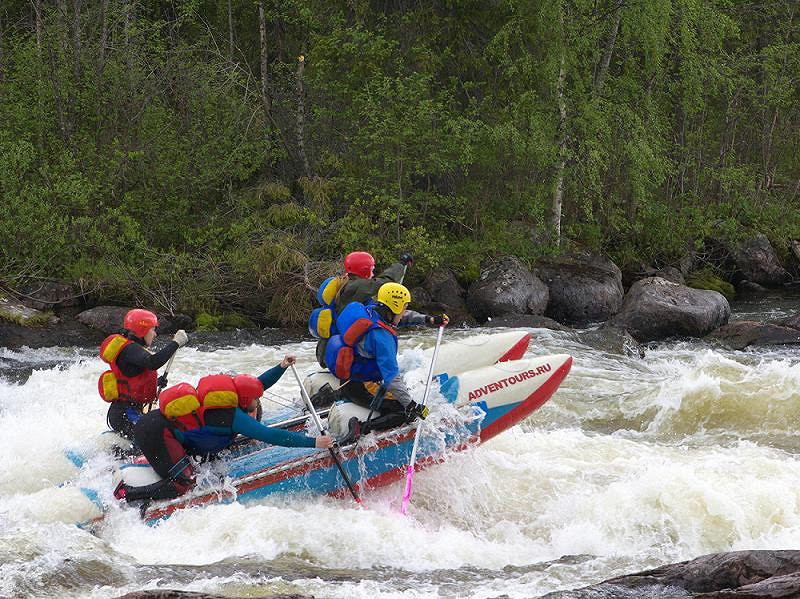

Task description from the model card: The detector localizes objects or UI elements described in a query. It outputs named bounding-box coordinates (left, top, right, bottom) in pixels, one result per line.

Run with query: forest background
left=1, top=0, right=799, bottom=328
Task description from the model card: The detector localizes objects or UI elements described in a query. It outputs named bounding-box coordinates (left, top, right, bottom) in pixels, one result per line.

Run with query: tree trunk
left=99, top=0, right=108, bottom=73
left=0, top=9, right=4, bottom=83
left=593, top=0, right=622, bottom=93
left=227, top=0, right=234, bottom=63
left=551, top=49, right=567, bottom=247
left=33, top=0, right=43, bottom=52
left=296, top=54, right=311, bottom=177
left=258, top=2, right=271, bottom=127
left=72, top=0, right=81, bottom=82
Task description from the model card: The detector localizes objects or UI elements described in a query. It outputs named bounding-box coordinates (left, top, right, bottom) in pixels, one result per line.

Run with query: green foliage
left=686, top=267, right=736, bottom=300
left=1, top=1, right=798, bottom=326
left=194, top=312, right=256, bottom=332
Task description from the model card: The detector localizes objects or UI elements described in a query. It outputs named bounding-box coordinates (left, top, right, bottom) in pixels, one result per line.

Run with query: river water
left=3, top=295, right=800, bottom=599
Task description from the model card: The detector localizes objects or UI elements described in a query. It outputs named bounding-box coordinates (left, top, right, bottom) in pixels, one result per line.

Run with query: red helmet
left=123, top=309, right=158, bottom=338
left=344, top=251, right=375, bottom=279
left=233, top=374, right=264, bottom=408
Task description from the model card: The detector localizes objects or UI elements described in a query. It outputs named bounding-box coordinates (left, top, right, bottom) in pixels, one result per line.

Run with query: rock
left=423, top=267, right=466, bottom=310
left=608, top=277, right=730, bottom=342
left=777, top=313, right=800, bottom=331
left=76, top=306, right=191, bottom=336
left=653, top=266, right=685, bottom=286
left=732, top=234, right=791, bottom=287
left=0, top=296, right=59, bottom=326
left=115, top=592, right=313, bottom=599
left=482, top=314, right=570, bottom=331
left=0, top=317, right=104, bottom=349
left=737, top=280, right=770, bottom=294
left=408, top=286, right=432, bottom=306
left=18, top=280, right=83, bottom=310
left=466, top=256, right=549, bottom=321
left=582, top=326, right=645, bottom=358
left=539, top=550, right=800, bottom=599
left=535, top=254, right=624, bottom=325
left=706, top=321, right=800, bottom=350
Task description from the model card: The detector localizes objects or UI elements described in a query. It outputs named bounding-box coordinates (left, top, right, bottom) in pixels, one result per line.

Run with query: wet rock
left=539, top=550, right=800, bottom=599
left=0, top=296, right=59, bottom=325
left=777, top=313, right=800, bottom=331
left=535, top=254, right=623, bottom=325
left=17, top=280, right=84, bottom=310
left=423, top=267, right=467, bottom=311
left=623, top=264, right=685, bottom=288
left=0, top=317, right=103, bottom=349
left=467, top=256, right=549, bottom=321
left=76, top=306, right=191, bottom=336
left=737, top=280, right=770, bottom=294
left=732, top=235, right=791, bottom=287
left=582, top=326, right=645, bottom=358
left=706, top=321, right=800, bottom=350
left=116, top=592, right=313, bottom=599
left=482, top=314, right=570, bottom=331
left=608, top=277, right=730, bottom=342
left=654, top=266, right=685, bottom=286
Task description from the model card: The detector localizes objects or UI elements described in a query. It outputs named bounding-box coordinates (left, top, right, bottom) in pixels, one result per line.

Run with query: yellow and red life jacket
left=158, top=374, right=259, bottom=431
left=98, top=334, right=157, bottom=404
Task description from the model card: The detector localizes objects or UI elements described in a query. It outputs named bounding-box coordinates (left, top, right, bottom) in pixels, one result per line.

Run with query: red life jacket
left=159, top=374, right=242, bottom=431
left=98, top=334, right=158, bottom=404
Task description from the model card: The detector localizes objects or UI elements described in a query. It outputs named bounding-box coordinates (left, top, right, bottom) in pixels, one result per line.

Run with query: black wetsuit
left=107, top=337, right=179, bottom=439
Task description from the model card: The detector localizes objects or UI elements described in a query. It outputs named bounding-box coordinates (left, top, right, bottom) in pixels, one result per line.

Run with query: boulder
left=608, top=277, right=730, bottom=341
left=466, top=256, right=549, bottom=321
left=18, top=280, right=83, bottom=310
left=76, top=306, right=191, bottom=336
left=732, top=234, right=791, bottom=286
left=706, top=321, right=800, bottom=350
left=423, top=267, right=466, bottom=310
left=581, top=326, right=645, bottom=358
left=0, top=296, right=58, bottom=326
left=777, top=313, right=800, bottom=331
left=481, top=314, right=570, bottom=331
left=539, top=550, right=800, bottom=599
left=535, top=254, right=624, bottom=325
left=737, top=281, right=769, bottom=294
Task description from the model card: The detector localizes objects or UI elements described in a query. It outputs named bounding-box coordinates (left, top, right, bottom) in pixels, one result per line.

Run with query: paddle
left=289, top=363, right=362, bottom=504
left=156, top=353, right=176, bottom=398
left=400, top=324, right=445, bottom=515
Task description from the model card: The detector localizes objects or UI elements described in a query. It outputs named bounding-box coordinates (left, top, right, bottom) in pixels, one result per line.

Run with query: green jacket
left=335, top=262, right=406, bottom=311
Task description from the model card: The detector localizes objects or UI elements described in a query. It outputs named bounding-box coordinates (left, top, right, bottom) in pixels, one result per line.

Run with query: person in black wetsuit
left=115, top=355, right=333, bottom=502
left=98, top=308, right=188, bottom=439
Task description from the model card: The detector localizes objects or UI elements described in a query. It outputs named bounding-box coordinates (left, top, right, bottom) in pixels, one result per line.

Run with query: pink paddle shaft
left=400, top=324, right=445, bottom=514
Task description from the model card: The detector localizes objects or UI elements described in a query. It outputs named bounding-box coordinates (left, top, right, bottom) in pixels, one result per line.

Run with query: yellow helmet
left=376, top=282, right=411, bottom=315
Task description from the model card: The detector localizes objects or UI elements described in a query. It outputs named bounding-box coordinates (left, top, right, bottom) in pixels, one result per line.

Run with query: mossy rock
left=686, top=269, right=736, bottom=299
left=194, top=312, right=256, bottom=332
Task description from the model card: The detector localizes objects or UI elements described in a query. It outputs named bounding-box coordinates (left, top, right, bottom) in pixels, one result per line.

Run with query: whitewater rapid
left=3, top=321, right=800, bottom=598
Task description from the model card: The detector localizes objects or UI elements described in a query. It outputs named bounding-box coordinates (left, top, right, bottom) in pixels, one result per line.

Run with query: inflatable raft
left=86, top=352, right=571, bottom=526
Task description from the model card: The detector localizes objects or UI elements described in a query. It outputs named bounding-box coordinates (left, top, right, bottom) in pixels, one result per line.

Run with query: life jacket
left=158, top=374, right=242, bottom=455
left=325, top=301, right=397, bottom=381
left=98, top=334, right=158, bottom=404
left=308, top=276, right=340, bottom=339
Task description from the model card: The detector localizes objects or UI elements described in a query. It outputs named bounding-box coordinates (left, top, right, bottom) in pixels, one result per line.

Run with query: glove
left=427, top=313, right=449, bottom=327
left=399, top=252, right=413, bottom=266
left=173, top=329, right=188, bottom=347
left=405, top=401, right=429, bottom=421
left=157, top=374, right=168, bottom=388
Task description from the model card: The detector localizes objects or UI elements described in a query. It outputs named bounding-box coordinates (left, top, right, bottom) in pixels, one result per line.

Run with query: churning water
left=3, top=297, right=800, bottom=598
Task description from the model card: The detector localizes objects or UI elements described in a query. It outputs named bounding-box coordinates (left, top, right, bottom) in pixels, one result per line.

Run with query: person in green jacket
left=314, top=251, right=413, bottom=367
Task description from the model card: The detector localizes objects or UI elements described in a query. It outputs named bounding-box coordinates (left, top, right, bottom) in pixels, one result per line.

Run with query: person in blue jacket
left=114, top=355, right=332, bottom=503
left=325, top=283, right=448, bottom=441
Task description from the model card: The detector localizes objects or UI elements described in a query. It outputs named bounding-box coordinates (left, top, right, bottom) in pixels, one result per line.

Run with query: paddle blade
left=400, top=464, right=415, bottom=514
